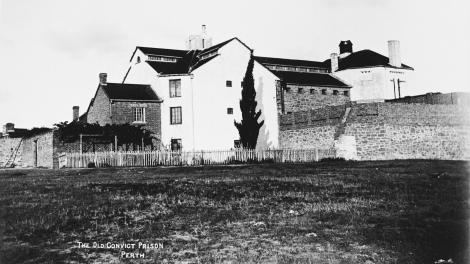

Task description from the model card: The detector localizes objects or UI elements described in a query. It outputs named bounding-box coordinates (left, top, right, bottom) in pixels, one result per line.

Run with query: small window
left=133, top=107, right=146, bottom=123
left=227, top=108, right=233, bottom=115
left=285, top=87, right=291, bottom=93
left=136, top=56, right=141, bottom=63
left=343, top=91, right=349, bottom=96
left=171, top=139, right=182, bottom=151
left=310, top=89, right=316, bottom=94
left=321, top=89, right=327, bottom=95
left=234, top=140, right=241, bottom=148
left=298, top=88, right=304, bottom=94
left=169, top=79, right=181, bottom=98
left=170, top=107, right=182, bottom=124
left=226, top=80, right=232, bottom=87
left=333, top=90, right=339, bottom=95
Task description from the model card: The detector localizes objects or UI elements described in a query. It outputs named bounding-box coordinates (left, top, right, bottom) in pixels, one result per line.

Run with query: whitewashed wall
left=334, top=67, right=413, bottom=101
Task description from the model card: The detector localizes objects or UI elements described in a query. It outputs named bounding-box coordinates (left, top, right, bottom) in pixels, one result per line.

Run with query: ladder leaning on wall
left=3, top=138, right=23, bottom=168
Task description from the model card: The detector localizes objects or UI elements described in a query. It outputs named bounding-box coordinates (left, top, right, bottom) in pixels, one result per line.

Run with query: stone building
left=84, top=73, right=163, bottom=141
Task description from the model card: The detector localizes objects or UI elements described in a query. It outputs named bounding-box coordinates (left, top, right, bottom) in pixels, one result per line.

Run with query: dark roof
left=254, top=56, right=327, bottom=69
left=198, top=38, right=237, bottom=56
left=324, top=49, right=414, bottom=71
left=136, top=47, right=189, bottom=58
left=271, top=70, right=351, bottom=88
left=146, top=50, right=200, bottom=74
left=102, top=83, right=161, bottom=101
left=134, top=38, right=244, bottom=75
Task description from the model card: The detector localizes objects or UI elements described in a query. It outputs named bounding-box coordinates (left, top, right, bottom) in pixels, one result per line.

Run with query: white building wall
left=191, top=40, right=279, bottom=150
left=124, top=40, right=279, bottom=151
left=333, top=67, right=412, bottom=101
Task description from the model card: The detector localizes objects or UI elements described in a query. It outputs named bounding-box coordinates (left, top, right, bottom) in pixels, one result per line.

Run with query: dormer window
left=147, top=55, right=178, bottom=63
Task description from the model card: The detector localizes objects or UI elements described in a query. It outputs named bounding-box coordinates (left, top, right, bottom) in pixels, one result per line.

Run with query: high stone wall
left=279, top=102, right=470, bottom=160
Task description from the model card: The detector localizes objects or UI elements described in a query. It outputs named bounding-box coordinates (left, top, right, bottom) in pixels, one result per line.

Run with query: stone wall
left=21, top=131, right=54, bottom=168
left=276, top=82, right=350, bottom=114
left=111, top=101, right=162, bottom=139
left=279, top=102, right=470, bottom=160
left=87, top=87, right=112, bottom=125
left=0, top=137, right=23, bottom=168
left=385, top=92, right=470, bottom=105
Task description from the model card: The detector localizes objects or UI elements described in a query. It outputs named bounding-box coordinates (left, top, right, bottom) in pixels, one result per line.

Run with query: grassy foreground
left=0, top=160, right=468, bottom=263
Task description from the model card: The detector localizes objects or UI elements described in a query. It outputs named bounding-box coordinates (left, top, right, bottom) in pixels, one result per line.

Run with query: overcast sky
left=1, top=0, right=469, bottom=128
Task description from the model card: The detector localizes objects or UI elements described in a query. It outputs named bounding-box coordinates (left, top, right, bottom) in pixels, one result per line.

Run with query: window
left=298, top=88, right=304, bottom=94
left=321, top=89, right=327, bottom=95
left=343, top=91, right=349, bottom=96
left=234, top=140, right=241, bottom=148
left=227, top=108, right=233, bottom=115
left=310, top=89, right=316, bottom=94
left=226, top=80, right=232, bottom=87
left=136, top=56, right=141, bottom=63
left=285, top=87, right=291, bottom=93
left=170, top=139, right=182, bottom=151
left=333, top=90, right=339, bottom=95
left=170, top=107, right=182, bottom=124
left=133, top=107, right=145, bottom=123
left=169, top=79, right=181, bottom=98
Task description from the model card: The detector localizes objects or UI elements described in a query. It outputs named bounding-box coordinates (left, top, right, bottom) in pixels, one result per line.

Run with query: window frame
left=132, top=107, right=146, bottom=123
left=170, top=106, right=182, bottom=125
left=169, top=79, right=182, bottom=98
left=170, top=138, right=182, bottom=151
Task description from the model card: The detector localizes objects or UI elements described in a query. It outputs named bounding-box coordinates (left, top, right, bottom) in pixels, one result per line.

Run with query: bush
left=87, top=162, right=96, bottom=168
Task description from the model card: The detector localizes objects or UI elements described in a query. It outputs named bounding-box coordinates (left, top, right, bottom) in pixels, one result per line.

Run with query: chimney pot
left=99, top=73, right=107, bottom=85
left=388, top=40, right=401, bottom=67
left=73, top=106, right=79, bottom=121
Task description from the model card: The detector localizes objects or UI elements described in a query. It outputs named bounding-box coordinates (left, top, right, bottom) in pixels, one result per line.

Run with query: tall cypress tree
left=234, top=55, right=264, bottom=149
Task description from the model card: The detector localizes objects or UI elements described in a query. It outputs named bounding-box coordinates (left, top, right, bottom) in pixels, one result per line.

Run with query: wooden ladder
left=3, top=138, right=23, bottom=168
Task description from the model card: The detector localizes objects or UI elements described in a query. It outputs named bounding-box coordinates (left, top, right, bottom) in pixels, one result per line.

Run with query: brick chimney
left=73, top=106, right=79, bottom=121
left=388, top=40, right=401, bottom=67
left=99, top=73, right=107, bottom=85
left=330, top=53, right=339, bottom=72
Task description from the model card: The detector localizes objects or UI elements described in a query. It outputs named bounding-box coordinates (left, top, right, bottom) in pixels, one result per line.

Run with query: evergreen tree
left=234, top=55, right=264, bottom=149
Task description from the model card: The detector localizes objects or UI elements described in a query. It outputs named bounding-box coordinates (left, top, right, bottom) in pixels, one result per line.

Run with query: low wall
left=279, top=103, right=470, bottom=160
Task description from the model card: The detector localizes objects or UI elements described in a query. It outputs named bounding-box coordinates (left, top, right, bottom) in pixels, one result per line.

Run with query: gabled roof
left=102, top=83, right=161, bottom=101
left=132, top=38, right=249, bottom=75
left=136, top=47, right=189, bottom=58
left=254, top=56, right=327, bottom=69
left=271, top=70, right=351, bottom=88
left=324, top=49, right=414, bottom=71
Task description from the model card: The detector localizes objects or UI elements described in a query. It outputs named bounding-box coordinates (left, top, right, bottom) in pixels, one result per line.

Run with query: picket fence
left=59, top=148, right=336, bottom=168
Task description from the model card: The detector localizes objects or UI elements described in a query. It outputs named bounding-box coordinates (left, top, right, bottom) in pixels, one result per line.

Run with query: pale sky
left=1, top=0, right=470, bottom=128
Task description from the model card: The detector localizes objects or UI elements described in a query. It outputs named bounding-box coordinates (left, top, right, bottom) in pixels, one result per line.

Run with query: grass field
left=0, top=160, right=469, bottom=263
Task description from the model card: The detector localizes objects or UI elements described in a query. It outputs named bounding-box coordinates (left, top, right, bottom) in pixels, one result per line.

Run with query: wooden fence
left=58, top=148, right=336, bottom=168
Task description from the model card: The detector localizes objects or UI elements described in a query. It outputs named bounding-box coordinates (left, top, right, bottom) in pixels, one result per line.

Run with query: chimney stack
left=330, top=53, right=339, bottom=72
left=339, top=40, right=353, bottom=56
left=99, top=73, right=107, bottom=85
left=388, top=40, right=401, bottom=67
left=186, top=25, right=212, bottom=50
left=3, top=123, right=14, bottom=134
left=73, top=106, right=79, bottom=122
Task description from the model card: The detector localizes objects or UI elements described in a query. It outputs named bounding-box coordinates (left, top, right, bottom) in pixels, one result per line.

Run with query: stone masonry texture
left=280, top=102, right=470, bottom=160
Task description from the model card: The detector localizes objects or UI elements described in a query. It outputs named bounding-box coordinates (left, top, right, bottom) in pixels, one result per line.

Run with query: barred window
left=169, top=79, right=181, bottom=98
left=170, top=107, right=182, bottom=124
left=133, top=107, right=145, bottom=123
